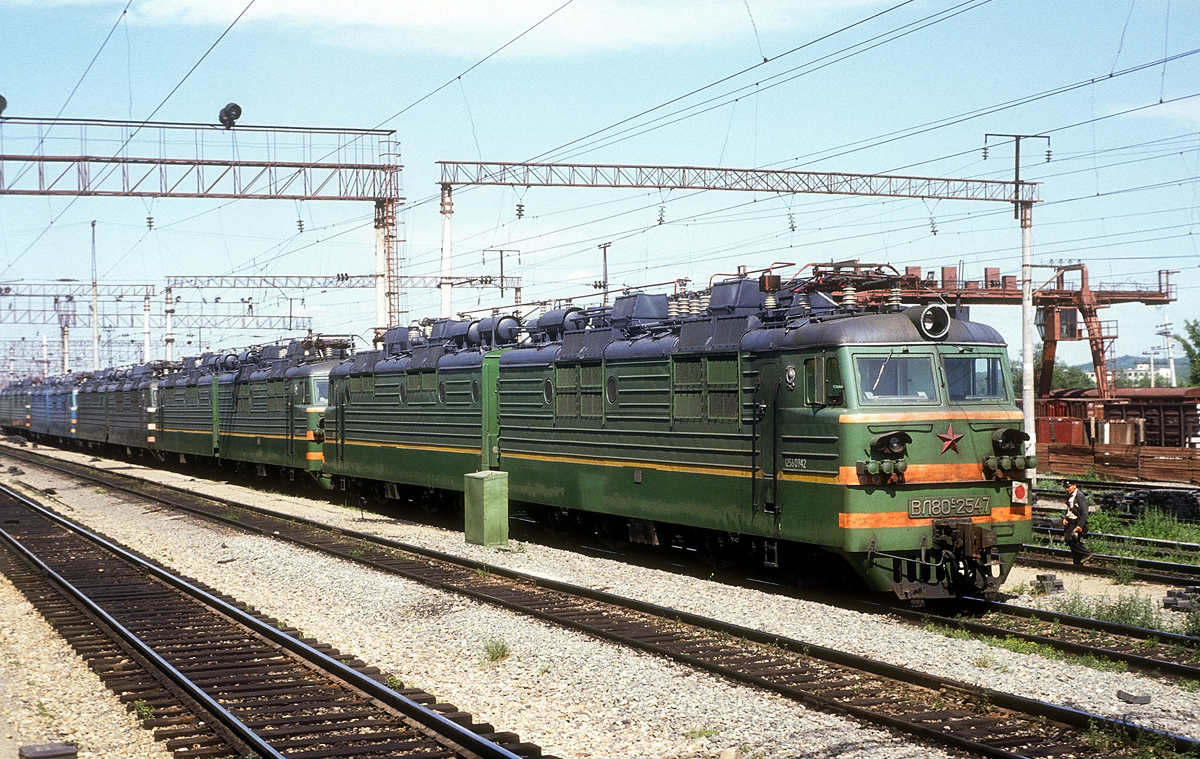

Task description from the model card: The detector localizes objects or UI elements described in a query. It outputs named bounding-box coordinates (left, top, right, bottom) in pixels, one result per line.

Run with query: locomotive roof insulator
left=841, top=284, right=857, bottom=311
left=870, top=431, right=912, bottom=455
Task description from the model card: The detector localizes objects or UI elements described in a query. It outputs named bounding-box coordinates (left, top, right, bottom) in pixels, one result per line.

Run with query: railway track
left=1034, top=480, right=1200, bottom=498
left=4, top=445, right=1199, bottom=758
left=1019, top=543, right=1200, bottom=586
left=0, top=482, right=547, bottom=759
left=1031, top=526, right=1200, bottom=558
left=849, top=597, right=1200, bottom=682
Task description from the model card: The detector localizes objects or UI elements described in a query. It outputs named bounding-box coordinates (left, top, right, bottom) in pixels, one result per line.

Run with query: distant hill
left=1070, top=354, right=1192, bottom=385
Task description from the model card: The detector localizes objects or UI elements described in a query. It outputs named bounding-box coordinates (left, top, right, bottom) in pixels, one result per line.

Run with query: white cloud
left=7, top=0, right=890, bottom=58
left=1133, top=97, right=1200, bottom=128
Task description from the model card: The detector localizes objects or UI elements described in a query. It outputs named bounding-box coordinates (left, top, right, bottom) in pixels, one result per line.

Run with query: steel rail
left=849, top=598, right=1199, bottom=680
left=7, top=446, right=1198, bottom=756
left=1033, top=525, right=1200, bottom=552
left=960, top=598, right=1200, bottom=647
left=1020, top=543, right=1200, bottom=582
left=0, top=479, right=526, bottom=759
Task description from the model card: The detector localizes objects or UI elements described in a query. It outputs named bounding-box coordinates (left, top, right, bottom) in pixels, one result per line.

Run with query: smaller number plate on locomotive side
left=907, top=496, right=991, bottom=519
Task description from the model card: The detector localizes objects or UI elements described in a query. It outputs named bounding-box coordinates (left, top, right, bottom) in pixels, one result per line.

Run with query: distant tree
left=1113, top=373, right=1153, bottom=389
left=1175, top=319, right=1200, bottom=386
left=1056, top=364, right=1098, bottom=389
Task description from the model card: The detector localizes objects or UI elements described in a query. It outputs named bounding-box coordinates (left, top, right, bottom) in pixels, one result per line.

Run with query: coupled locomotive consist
left=1, top=263, right=1035, bottom=602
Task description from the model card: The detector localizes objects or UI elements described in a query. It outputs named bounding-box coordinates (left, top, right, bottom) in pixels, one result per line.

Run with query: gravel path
left=1, top=442, right=1199, bottom=757
left=0, top=571, right=170, bottom=759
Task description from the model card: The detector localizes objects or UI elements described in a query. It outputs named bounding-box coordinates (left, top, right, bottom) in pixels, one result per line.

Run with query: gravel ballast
left=2, top=443, right=1199, bottom=757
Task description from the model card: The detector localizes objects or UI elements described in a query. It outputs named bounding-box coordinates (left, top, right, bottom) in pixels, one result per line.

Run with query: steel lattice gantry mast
left=0, top=117, right=406, bottom=328
left=437, top=159, right=1041, bottom=461
left=0, top=281, right=313, bottom=375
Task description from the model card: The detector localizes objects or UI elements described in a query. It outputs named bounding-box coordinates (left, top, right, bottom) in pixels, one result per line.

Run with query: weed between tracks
left=132, top=699, right=154, bottom=721
left=921, top=620, right=1127, bottom=673
left=1083, top=719, right=1195, bottom=758
left=1185, top=610, right=1200, bottom=638
left=1047, top=591, right=1164, bottom=630
left=1033, top=506, right=1200, bottom=568
left=484, top=639, right=510, bottom=663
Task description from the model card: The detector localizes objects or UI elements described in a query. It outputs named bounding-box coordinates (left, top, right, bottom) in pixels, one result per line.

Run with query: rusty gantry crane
left=823, top=260, right=1175, bottom=399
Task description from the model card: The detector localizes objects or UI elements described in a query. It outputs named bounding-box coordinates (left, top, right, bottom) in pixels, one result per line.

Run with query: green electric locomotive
left=488, top=277, right=1030, bottom=602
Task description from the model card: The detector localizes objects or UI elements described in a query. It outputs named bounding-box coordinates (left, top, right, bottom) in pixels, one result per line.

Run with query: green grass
left=484, top=639, right=510, bottom=662
left=1083, top=719, right=1187, bottom=758
left=35, top=700, right=53, bottom=722
left=132, top=699, right=154, bottom=721
left=1048, top=591, right=1164, bottom=630
left=684, top=727, right=720, bottom=739
left=1110, top=559, right=1138, bottom=585
left=384, top=674, right=404, bottom=690
left=1184, top=609, right=1200, bottom=638
left=922, top=621, right=1126, bottom=673
left=1034, top=505, right=1200, bottom=568
left=1124, top=508, right=1200, bottom=543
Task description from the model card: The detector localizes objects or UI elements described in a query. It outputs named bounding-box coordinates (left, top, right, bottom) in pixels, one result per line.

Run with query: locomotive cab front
left=765, top=305, right=1032, bottom=603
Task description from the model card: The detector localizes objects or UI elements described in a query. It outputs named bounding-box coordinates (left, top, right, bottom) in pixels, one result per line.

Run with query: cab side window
left=804, top=356, right=843, bottom=406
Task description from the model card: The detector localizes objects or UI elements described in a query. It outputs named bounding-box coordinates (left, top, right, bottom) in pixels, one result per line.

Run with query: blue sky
left=0, top=0, right=1197, bottom=370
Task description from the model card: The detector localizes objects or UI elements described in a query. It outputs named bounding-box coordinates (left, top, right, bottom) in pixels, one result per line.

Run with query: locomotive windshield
left=944, top=355, right=1009, bottom=402
left=855, top=354, right=938, bottom=403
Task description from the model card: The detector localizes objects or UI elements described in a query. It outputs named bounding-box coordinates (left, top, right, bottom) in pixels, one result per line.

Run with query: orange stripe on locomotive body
left=306, top=451, right=324, bottom=461
left=839, top=409, right=1023, bottom=424
left=838, top=504, right=1030, bottom=529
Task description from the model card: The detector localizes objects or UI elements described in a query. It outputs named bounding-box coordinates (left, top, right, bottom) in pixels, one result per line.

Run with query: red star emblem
left=936, top=422, right=964, bottom=454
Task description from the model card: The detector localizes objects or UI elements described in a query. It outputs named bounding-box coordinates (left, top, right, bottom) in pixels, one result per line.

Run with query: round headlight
left=1025, top=455, right=1038, bottom=469
left=887, top=435, right=905, bottom=453
left=985, top=456, right=999, bottom=470
left=881, top=460, right=895, bottom=475
left=916, top=304, right=951, bottom=339
left=1000, top=456, right=1013, bottom=470
left=867, top=461, right=880, bottom=475
left=895, top=459, right=908, bottom=473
